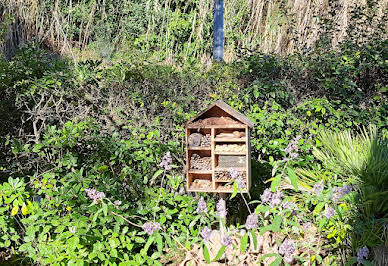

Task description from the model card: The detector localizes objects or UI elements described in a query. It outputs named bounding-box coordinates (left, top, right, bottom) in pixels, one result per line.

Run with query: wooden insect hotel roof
left=185, top=100, right=254, bottom=128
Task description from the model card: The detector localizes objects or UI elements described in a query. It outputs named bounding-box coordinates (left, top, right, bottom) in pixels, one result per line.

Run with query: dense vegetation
left=0, top=1, right=387, bottom=265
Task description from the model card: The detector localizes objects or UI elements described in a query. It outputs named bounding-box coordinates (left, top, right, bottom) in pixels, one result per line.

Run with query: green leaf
left=287, top=167, right=299, bottom=191
left=240, top=233, right=248, bottom=253
left=151, top=169, right=164, bottom=185
left=202, top=243, right=211, bottom=264
left=257, top=253, right=280, bottom=263
left=230, top=182, right=238, bottom=199
left=102, top=203, right=108, bottom=217
left=156, top=233, right=163, bottom=253
left=271, top=174, right=281, bottom=192
left=135, top=237, right=146, bottom=244
left=270, top=257, right=282, bottom=266
left=313, top=202, right=325, bottom=214
left=361, top=260, right=374, bottom=266
left=143, top=236, right=155, bottom=253
left=250, top=230, right=258, bottom=250
left=271, top=215, right=282, bottom=232
left=213, top=245, right=226, bottom=261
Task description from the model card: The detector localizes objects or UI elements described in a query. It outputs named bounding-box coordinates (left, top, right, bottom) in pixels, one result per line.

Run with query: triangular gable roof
left=185, top=100, right=254, bottom=128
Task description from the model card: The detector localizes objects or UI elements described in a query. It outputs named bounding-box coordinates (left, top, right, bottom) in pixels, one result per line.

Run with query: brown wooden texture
left=185, top=101, right=252, bottom=193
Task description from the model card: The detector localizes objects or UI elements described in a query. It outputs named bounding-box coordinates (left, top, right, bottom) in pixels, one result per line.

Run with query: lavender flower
left=237, top=178, right=246, bottom=189
left=229, top=168, right=246, bottom=189
left=270, top=191, right=283, bottom=207
left=281, top=201, right=295, bottom=210
left=312, top=181, right=323, bottom=197
left=332, top=185, right=352, bottom=202
left=221, top=234, right=233, bottom=247
left=245, top=213, right=258, bottom=230
left=69, top=226, right=77, bottom=234
left=216, top=198, right=227, bottom=218
left=142, top=222, right=161, bottom=235
left=159, top=152, right=172, bottom=171
left=196, top=197, right=207, bottom=214
left=261, top=188, right=283, bottom=207
left=324, top=206, right=335, bottom=219
left=284, top=136, right=301, bottom=161
left=261, top=188, right=273, bottom=203
left=85, top=188, right=105, bottom=204
left=357, top=246, right=369, bottom=263
left=201, top=226, right=212, bottom=242
left=279, top=239, right=296, bottom=263
left=229, top=168, right=239, bottom=180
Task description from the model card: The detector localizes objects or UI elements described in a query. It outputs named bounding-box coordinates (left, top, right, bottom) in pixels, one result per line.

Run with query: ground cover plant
left=0, top=13, right=387, bottom=265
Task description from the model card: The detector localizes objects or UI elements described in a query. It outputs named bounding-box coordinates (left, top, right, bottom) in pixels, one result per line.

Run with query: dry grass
left=0, top=0, right=387, bottom=62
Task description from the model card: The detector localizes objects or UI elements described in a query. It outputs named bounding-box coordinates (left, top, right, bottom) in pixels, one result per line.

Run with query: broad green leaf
left=21, top=203, right=28, bottom=215
left=271, top=174, right=281, bottom=192
left=313, top=202, right=325, bottom=214
left=230, top=182, right=238, bottom=199
left=156, top=233, right=163, bottom=253
left=240, top=233, right=248, bottom=253
left=202, top=244, right=210, bottom=264
left=143, top=236, right=155, bottom=253
left=257, top=253, right=280, bottom=263
left=151, top=169, right=164, bottom=185
left=270, top=257, right=282, bottom=266
left=11, top=205, right=18, bottom=216
left=250, top=230, right=258, bottom=250
left=287, top=167, right=299, bottom=191
left=213, top=245, right=225, bottom=261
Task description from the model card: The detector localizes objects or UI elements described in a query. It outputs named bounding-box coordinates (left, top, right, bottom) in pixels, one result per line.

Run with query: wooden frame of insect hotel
left=185, top=100, right=254, bottom=193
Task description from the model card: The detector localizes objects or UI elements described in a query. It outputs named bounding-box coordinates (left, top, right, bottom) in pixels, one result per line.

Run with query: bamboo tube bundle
left=190, top=154, right=212, bottom=170
left=215, top=144, right=246, bottom=152
left=200, top=134, right=211, bottom=147
left=215, top=170, right=246, bottom=180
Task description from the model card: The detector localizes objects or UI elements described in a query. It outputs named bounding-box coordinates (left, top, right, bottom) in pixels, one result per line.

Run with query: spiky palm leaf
left=313, top=125, right=388, bottom=218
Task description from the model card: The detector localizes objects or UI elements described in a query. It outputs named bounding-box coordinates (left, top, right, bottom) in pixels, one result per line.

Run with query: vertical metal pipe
left=213, top=0, right=224, bottom=62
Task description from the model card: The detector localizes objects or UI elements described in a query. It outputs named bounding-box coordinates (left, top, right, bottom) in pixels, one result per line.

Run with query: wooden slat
left=188, top=147, right=211, bottom=150
left=188, top=169, right=212, bottom=174
left=214, top=151, right=246, bottom=155
left=214, top=138, right=246, bottom=142
left=215, top=167, right=246, bottom=171
left=187, top=124, right=247, bottom=129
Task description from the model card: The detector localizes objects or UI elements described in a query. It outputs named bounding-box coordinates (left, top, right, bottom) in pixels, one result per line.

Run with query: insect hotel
left=185, top=100, right=254, bottom=193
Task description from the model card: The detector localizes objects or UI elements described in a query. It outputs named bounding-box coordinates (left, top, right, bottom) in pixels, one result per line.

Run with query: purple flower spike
left=357, top=246, right=369, bottom=263
left=279, top=239, right=296, bottom=263
left=196, top=197, right=207, bottom=214
left=312, top=181, right=323, bottom=197
left=270, top=191, right=282, bottom=207
left=160, top=152, right=172, bottom=171
left=142, top=222, right=161, bottom=235
left=201, top=226, right=212, bottom=242
left=221, top=234, right=233, bottom=247
left=85, top=188, right=105, bottom=204
left=245, top=213, right=258, bottom=230
left=324, top=206, right=335, bottom=219
left=216, top=198, right=227, bottom=218
left=261, top=188, right=273, bottom=203
left=332, top=185, right=352, bottom=202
